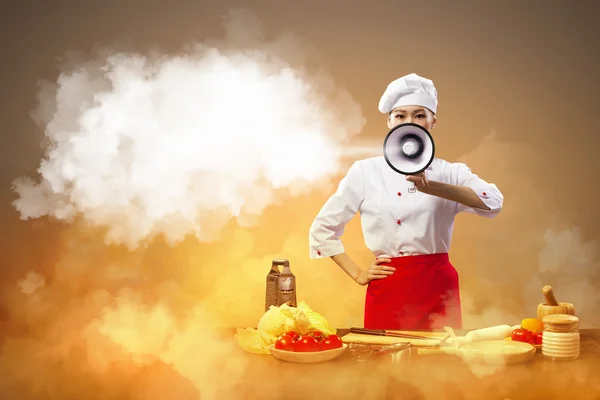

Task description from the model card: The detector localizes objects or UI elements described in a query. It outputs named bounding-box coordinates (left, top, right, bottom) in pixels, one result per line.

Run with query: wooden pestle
left=537, top=285, right=576, bottom=320
left=542, top=285, right=559, bottom=306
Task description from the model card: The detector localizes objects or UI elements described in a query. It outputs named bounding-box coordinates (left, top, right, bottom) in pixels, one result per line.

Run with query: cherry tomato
left=309, top=331, right=324, bottom=341
left=293, top=335, right=320, bottom=352
left=275, top=334, right=295, bottom=351
left=285, top=331, right=301, bottom=342
left=319, top=335, right=343, bottom=351
left=511, top=328, right=534, bottom=344
left=533, top=332, right=543, bottom=346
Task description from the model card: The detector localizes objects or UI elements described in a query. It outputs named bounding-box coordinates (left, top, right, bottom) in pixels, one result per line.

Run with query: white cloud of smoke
left=12, top=9, right=366, bottom=249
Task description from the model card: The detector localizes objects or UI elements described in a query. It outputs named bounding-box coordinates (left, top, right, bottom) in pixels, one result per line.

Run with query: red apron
left=364, top=253, right=462, bottom=331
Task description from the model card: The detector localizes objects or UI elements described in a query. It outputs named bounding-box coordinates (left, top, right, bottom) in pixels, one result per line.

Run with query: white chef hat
left=378, top=73, right=438, bottom=114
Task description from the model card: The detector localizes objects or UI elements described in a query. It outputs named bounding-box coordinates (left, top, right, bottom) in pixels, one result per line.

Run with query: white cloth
left=308, top=157, right=503, bottom=259
left=378, top=73, right=438, bottom=114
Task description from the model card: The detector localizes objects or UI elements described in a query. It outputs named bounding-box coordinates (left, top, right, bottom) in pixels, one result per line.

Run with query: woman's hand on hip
left=356, top=258, right=395, bottom=286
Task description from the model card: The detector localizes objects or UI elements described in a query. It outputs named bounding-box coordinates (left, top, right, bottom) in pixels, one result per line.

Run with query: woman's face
left=387, top=105, right=436, bottom=132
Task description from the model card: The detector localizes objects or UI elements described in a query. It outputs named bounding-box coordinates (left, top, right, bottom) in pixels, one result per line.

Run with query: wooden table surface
left=225, top=329, right=600, bottom=400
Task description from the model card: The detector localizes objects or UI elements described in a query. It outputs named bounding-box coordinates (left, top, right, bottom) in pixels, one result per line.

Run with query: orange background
left=0, top=1, right=599, bottom=398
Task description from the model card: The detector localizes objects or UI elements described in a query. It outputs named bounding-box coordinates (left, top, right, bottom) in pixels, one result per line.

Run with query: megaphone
left=383, top=123, right=435, bottom=175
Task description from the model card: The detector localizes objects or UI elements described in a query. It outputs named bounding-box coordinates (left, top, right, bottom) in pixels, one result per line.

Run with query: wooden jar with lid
left=541, top=314, right=580, bottom=361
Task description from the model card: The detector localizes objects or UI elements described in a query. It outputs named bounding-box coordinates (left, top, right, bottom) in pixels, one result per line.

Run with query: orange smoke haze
left=1, top=2, right=599, bottom=399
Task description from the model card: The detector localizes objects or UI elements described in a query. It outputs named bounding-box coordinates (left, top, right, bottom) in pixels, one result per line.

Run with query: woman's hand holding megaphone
left=405, top=172, right=491, bottom=211
left=406, top=171, right=429, bottom=191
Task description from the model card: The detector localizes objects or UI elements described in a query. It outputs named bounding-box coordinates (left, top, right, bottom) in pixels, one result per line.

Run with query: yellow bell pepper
left=521, top=318, right=543, bottom=333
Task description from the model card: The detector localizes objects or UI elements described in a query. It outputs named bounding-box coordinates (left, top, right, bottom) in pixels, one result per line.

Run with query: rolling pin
left=442, top=325, right=515, bottom=347
left=537, top=285, right=576, bottom=320
left=465, top=325, right=514, bottom=342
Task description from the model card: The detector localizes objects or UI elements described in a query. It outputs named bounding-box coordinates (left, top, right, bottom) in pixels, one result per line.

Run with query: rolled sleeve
left=309, top=161, right=364, bottom=259
left=453, top=163, right=503, bottom=217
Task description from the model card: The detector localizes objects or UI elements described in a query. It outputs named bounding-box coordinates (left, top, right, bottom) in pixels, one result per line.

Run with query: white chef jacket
left=309, top=156, right=503, bottom=259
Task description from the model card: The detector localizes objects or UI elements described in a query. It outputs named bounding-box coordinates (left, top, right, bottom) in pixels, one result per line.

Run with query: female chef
left=308, top=73, right=503, bottom=331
